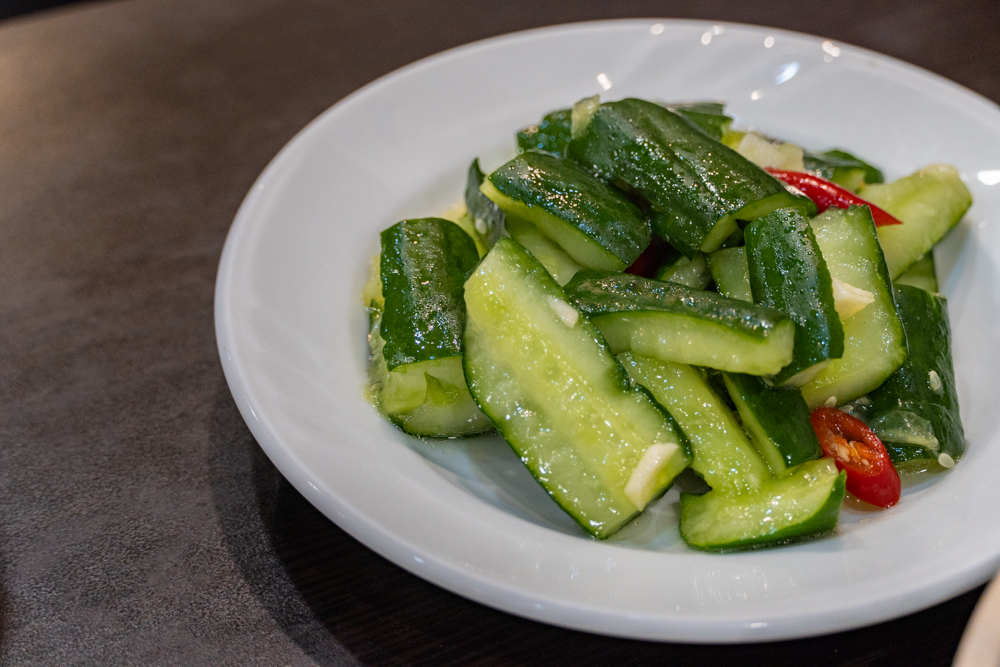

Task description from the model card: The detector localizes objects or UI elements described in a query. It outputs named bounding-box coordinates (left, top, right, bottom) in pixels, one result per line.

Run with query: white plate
left=215, top=19, right=1000, bottom=642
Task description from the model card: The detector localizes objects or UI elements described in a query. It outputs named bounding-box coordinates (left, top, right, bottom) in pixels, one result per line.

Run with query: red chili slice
left=809, top=407, right=901, bottom=508
left=766, top=168, right=904, bottom=227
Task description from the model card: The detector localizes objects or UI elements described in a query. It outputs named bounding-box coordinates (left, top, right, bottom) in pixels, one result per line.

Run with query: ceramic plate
left=215, top=19, right=1000, bottom=642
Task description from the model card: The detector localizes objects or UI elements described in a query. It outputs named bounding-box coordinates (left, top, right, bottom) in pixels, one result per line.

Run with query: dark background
left=0, top=0, right=95, bottom=19
left=1, top=1, right=996, bottom=665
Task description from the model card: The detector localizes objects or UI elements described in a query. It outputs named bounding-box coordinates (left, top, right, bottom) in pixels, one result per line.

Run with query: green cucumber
left=803, top=149, right=884, bottom=191
left=504, top=215, right=581, bottom=285
left=369, top=307, right=493, bottom=437
left=707, top=247, right=752, bottom=302
left=463, top=239, right=693, bottom=538
left=483, top=151, right=650, bottom=271
left=800, top=206, right=907, bottom=408
left=565, top=271, right=795, bottom=375
left=723, top=373, right=822, bottom=476
left=654, top=251, right=712, bottom=289
left=894, top=252, right=938, bottom=293
left=665, top=101, right=732, bottom=141
left=375, top=218, right=491, bottom=436
left=380, top=218, right=479, bottom=370
left=567, top=98, right=814, bottom=258
left=517, top=108, right=572, bottom=156
left=464, top=159, right=505, bottom=250
left=745, top=207, right=844, bottom=386
left=862, top=164, right=972, bottom=278
left=679, top=458, right=846, bottom=551
left=866, top=285, right=965, bottom=467
left=618, top=353, right=771, bottom=493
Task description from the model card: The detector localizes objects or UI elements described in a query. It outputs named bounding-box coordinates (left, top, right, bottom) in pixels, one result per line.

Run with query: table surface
left=2, top=0, right=997, bottom=664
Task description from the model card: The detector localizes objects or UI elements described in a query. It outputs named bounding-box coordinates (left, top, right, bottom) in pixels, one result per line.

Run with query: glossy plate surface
left=215, top=20, right=1000, bottom=642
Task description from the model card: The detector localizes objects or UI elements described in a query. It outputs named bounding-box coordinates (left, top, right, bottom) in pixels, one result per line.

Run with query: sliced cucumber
left=866, top=285, right=965, bottom=467
left=733, top=131, right=805, bottom=171
left=862, top=164, right=971, bottom=278
left=483, top=151, right=650, bottom=271
left=804, top=149, right=884, bottom=192
left=565, top=271, right=795, bottom=375
left=745, top=207, right=844, bottom=386
left=504, top=215, right=581, bottom=286
left=516, top=108, right=572, bottom=156
left=707, top=247, right=752, bottom=302
left=723, top=373, right=822, bottom=476
left=654, top=251, right=712, bottom=289
left=567, top=98, right=814, bottom=258
left=369, top=308, right=493, bottom=436
left=464, top=159, right=505, bottom=251
left=618, top=353, right=771, bottom=494
left=380, top=218, right=479, bottom=370
left=680, top=458, right=846, bottom=551
left=463, top=239, right=692, bottom=538
left=375, top=218, right=490, bottom=436
left=665, top=101, right=732, bottom=141
left=800, top=206, right=907, bottom=408
left=894, top=252, right=938, bottom=293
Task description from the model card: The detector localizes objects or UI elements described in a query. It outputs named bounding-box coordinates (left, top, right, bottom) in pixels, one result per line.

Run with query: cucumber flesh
left=680, top=458, right=846, bottom=551
left=504, top=215, right=581, bottom=286
left=463, top=239, right=692, bottom=538
left=618, top=353, right=771, bottom=494
left=369, top=306, right=492, bottom=437
left=862, top=164, right=971, bottom=278
left=654, top=252, right=712, bottom=289
left=565, top=271, right=795, bottom=376
left=707, top=247, right=752, bottom=302
left=800, top=206, right=907, bottom=408
left=894, top=252, right=938, bottom=293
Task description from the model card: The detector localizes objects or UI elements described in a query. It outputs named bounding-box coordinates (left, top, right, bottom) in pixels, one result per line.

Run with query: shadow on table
left=208, top=383, right=983, bottom=667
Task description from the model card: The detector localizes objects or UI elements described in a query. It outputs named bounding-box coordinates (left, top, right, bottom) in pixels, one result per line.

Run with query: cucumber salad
left=363, top=96, right=969, bottom=551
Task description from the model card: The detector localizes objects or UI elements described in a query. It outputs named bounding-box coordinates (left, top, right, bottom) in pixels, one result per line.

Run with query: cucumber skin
left=723, top=372, right=822, bottom=474
left=803, top=149, right=884, bottom=190
left=866, top=285, right=965, bottom=463
left=745, top=207, right=844, bottom=385
left=567, top=98, right=809, bottom=258
left=666, top=101, right=732, bottom=141
left=680, top=461, right=846, bottom=552
left=379, top=218, right=480, bottom=371
left=464, top=159, right=505, bottom=249
left=487, top=151, right=650, bottom=267
left=564, top=271, right=790, bottom=341
left=517, top=108, right=572, bottom=156
left=462, top=238, right=692, bottom=538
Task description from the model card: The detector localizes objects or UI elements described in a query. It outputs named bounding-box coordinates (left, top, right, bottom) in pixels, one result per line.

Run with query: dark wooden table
left=2, top=1, right=996, bottom=664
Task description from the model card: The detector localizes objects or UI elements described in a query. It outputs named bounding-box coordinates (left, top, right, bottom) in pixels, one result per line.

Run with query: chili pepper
left=766, top=169, right=903, bottom=227
left=810, top=407, right=901, bottom=508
